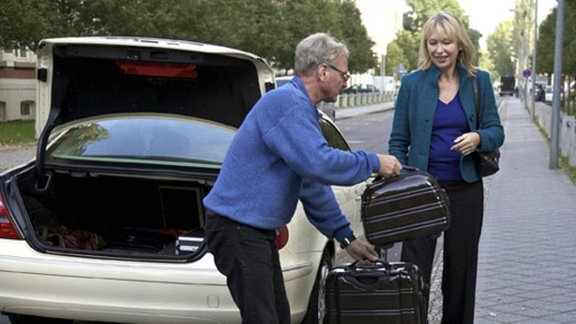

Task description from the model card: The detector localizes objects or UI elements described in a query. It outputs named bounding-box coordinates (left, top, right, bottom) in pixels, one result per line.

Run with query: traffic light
left=403, top=11, right=416, bottom=31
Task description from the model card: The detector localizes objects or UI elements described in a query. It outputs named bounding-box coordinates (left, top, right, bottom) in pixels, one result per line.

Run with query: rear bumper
left=0, top=240, right=316, bottom=323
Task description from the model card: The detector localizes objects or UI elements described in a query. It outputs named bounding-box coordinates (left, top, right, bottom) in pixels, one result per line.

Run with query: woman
left=388, top=11, right=505, bottom=323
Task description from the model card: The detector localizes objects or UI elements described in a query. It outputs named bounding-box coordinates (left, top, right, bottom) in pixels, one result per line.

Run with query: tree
left=384, top=0, right=480, bottom=76
left=337, top=1, right=377, bottom=73
left=384, top=42, right=408, bottom=76
left=487, top=20, right=515, bottom=78
left=536, top=1, right=576, bottom=76
left=0, top=0, right=378, bottom=74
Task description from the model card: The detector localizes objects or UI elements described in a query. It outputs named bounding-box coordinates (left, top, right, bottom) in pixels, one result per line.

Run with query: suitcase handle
left=346, top=259, right=390, bottom=270
left=343, top=259, right=394, bottom=291
left=374, top=165, right=418, bottom=182
left=401, top=165, right=418, bottom=172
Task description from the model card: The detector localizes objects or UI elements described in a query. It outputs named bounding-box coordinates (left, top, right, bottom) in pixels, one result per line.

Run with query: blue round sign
left=523, top=69, right=531, bottom=78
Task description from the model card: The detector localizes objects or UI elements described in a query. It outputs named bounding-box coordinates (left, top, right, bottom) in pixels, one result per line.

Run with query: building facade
left=0, top=47, right=36, bottom=122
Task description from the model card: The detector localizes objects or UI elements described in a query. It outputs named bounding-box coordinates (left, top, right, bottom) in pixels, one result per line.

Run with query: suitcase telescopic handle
left=344, top=259, right=394, bottom=291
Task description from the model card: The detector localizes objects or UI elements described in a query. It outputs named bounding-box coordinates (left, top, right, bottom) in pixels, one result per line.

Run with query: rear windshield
left=47, top=115, right=236, bottom=168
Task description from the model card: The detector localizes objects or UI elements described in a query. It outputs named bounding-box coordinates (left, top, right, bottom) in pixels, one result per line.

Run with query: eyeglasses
left=324, top=63, right=350, bottom=82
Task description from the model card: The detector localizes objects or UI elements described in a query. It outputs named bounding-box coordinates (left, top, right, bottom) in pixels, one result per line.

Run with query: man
left=203, top=32, right=401, bottom=323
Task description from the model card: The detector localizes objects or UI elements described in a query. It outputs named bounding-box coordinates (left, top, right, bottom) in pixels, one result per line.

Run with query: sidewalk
left=338, top=98, right=576, bottom=323
left=472, top=97, right=576, bottom=323
left=335, top=101, right=395, bottom=120
left=430, top=97, right=576, bottom=323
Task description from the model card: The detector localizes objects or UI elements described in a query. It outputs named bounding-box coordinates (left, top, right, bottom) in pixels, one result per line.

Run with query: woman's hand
left=451, top=132, right=481, bottom=156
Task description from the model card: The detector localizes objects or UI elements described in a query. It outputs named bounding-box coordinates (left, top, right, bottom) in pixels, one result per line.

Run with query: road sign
left=523, top=69, right=531, bottom=78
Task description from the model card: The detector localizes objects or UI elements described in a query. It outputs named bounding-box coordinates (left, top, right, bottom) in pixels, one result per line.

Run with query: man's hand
left=345, top=240, right=379, bottom=266
left=377, top=154, right=402, bottom=178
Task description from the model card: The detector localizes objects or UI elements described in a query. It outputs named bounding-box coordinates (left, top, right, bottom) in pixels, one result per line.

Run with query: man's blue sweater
left=203, top=77, right=380, bottom=242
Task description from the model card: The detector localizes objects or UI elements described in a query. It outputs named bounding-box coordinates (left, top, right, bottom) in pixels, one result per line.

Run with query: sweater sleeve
left=298, top=178, right=353, bottom=242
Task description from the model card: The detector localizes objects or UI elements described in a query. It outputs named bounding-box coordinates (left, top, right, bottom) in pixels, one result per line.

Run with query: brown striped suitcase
left=325, top=260, right=426, bottom=324
left=361, top=166, right=450, bottom=246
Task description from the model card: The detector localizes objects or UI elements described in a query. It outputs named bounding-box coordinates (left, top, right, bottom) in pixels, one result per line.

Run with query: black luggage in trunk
left=325, top=260, right=426, bottom=324
left=361, top=166, right=450, bottom=246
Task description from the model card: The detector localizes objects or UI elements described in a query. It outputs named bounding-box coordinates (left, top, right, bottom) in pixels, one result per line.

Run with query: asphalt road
left=0, top=144, right=36, bottom=172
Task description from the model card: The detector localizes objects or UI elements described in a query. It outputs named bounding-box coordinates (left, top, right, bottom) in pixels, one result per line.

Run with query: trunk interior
left=16, top=169, right=212, bottom=260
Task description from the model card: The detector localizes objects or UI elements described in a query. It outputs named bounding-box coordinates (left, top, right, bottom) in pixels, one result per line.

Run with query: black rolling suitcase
left=361, top=166, right=450, bottom=246
left=325, top=260, right=426, bottom=324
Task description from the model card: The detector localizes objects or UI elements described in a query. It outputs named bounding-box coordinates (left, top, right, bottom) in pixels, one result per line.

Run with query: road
left=0, top=145, right=36, bottom=172
left=335, top=109, right=403, bottom=262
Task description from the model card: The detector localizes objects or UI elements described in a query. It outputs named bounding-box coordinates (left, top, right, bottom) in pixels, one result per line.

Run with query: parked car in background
left=342, top=84, right=359, bottom=94
left=343, top=83, right=379, bottom=94
left=276, top=75, right=335, bottom=121
left=357, top=84, right=379, bottom=93
left=545, top=85, right=564, bottom=104
left=0, top=36, right=377, bottom=324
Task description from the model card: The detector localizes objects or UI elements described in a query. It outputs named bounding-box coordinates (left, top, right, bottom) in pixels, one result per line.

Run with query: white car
left=545, top=85, right=564, bottom=104
left=0, top=37, right=373, bottom=323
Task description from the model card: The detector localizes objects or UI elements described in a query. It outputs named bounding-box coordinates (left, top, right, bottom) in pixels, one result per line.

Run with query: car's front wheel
left=301, top=248, right=332, bottom=324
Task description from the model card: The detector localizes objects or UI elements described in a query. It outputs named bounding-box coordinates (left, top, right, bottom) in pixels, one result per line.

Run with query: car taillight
left=0, top=194, right=21, bottom=239
left=275, top=225, right=289, bottom=250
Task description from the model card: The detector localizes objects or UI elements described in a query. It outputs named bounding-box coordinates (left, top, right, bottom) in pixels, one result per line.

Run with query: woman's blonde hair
left=418, top=11, right=477, bottom=77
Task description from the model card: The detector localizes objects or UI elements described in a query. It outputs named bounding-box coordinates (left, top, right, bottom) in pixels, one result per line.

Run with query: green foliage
left=385, top=0, right=480, bottom=76
left=385, top=41, right=408, bottom=76
left=537, top=0, right=576, bottom=75
left=337, top=1, right=377, bottom=73
left=0, top=120, right=35, bottom=145
left=391, top=30, right=420, bottom=73
left=0, top=0, right=377, bottom=73
left=487, top=20, right=515, bottom=78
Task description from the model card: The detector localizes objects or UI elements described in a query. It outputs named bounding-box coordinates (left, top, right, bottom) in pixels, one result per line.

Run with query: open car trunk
left=16, top=168, right=213, bottom=261
left=15, top=37, right=275, bottom=261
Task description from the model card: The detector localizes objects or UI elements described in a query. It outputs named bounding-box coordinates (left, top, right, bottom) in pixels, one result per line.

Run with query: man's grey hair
left=294, top=33, right=349, bottom=76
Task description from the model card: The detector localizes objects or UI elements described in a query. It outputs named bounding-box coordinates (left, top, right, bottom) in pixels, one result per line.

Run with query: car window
left=319, top=117, right=350, bottom=151
left=275, top=76, right=293, bottom=88
left=47, top=115, right=236, bottom=168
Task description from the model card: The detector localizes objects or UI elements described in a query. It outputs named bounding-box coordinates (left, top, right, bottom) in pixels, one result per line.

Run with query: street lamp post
left=521, top=11, right=528, bottom=103
left=531, top=0, right=538, bottom=121
left=511, top=8, right=528, bottom=101
left=550, top=0, right=564, bottom=169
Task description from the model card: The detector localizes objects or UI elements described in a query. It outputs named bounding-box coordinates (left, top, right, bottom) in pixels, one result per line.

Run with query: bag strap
left=472, top=77, right=481, bottom=128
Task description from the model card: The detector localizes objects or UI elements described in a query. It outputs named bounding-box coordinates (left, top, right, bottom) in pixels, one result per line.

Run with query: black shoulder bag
left=472, top=77, right=501, bottom=177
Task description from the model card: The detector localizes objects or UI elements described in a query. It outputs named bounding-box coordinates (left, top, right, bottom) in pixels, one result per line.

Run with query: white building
left=0, top=47, right=36, bottom=122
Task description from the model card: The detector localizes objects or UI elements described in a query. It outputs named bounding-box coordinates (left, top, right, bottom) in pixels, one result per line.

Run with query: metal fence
left=533, top=102, right=576, bottom=167
left=336, top=90, right=398, bottom=108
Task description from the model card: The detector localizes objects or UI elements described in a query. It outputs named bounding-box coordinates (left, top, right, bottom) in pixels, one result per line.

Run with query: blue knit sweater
left=203, top=77, right=381, bottom=242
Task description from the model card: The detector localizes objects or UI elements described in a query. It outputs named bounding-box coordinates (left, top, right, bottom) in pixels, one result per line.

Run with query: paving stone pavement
left=428, top=97, right=576, bottom=323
